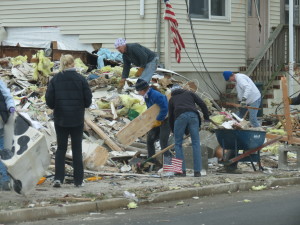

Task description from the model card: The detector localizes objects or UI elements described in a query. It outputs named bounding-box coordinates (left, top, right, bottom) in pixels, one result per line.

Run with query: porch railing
left=246, top=24, right=300, bottom=83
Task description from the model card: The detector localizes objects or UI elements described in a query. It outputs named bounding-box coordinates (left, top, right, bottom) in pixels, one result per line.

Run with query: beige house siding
left=270, top=0, right=281, bottom=29
left=0, top=0, right=162, bottom=56
left=0, top=0, right=281, bottom=74
left=166, top=0, right=247, bottom=73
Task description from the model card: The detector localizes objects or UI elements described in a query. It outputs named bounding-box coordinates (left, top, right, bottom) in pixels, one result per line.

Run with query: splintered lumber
left=85, top=117, right=122, bottom=151
left=266, top=133, right=300, bottom=145
left=110, top=102, right=118, bottom=120
left=82, top=140, right=109, bottom=171
left=116, top=104, right=160, bottom=146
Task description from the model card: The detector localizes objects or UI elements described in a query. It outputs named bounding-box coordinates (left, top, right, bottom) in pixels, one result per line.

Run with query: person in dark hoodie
left=168, top=86, right=210, bottom=177
left=46, top=54, right=92, bottom=188
left=135, top=79, right=171, bottom=165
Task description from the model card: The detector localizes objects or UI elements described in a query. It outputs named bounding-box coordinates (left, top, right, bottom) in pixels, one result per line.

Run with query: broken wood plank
left=110, top=102, right=118, bottom=120
left=84, top=170, right=153, bottom=177
left=117, top=144, right=148, bottom=154
left=266, top=133, right=300, bottom=145
left=82, top=140, right=109, bottom=171
left=84, top=116, right=122, bottom=151
left=116, top=104, right=160, bottom=146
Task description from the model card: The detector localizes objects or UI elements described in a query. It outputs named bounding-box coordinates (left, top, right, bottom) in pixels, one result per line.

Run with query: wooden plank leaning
left=116, top=104, right=160, bottom=146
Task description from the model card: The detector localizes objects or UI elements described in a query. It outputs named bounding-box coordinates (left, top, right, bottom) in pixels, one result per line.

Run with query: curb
left=1, top=177, right=300, bottom=224
left=0, top=198, right=129, bottom=224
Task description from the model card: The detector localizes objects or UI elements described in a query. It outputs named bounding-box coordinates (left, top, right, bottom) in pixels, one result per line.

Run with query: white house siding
left=0, top=0, right=163, bottom=59
left=165, top=0, right=247, bottom=73
left=270, top=0, right=281, bottom=29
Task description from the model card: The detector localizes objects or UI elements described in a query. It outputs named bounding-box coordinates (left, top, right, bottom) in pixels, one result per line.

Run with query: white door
left=247, top=0, right=269, bottom=60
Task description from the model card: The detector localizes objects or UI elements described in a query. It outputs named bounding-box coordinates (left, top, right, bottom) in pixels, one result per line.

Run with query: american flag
left=164, top=0, right=185, bottom=63
left=163, top=156, right=183, bottom=173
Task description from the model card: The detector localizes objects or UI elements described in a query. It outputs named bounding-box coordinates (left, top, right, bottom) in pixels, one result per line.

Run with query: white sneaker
left=53, top=180, right=61, bottom=188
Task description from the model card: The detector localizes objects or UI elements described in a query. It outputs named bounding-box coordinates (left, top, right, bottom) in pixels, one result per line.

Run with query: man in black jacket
left=46, top=55, right=92, bottom=188
left=168, top=86, right=210, bottom=177
left=114, top=38, right=158, bottom=92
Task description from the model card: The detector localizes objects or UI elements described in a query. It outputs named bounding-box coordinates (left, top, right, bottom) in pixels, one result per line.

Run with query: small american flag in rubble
left=163, top=156, right=183, bottom=173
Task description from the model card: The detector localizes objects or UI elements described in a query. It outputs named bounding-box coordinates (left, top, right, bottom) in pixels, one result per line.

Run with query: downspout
left=156, top=0, right=161, bottom=65
left=289, top=0, right=294, bottom=98
left=267, top=0, right=270, bottom=38
left=140, top=0, right=145, bottom=18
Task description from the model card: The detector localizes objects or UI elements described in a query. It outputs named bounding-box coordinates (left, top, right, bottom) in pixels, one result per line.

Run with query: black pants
left=147, top=119, right=171, bottom=158
left=54, top=123, right=84, bottom=185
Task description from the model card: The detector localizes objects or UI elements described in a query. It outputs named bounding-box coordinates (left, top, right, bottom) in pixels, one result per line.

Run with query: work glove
left=152, top=120, right=162, bottom=128
left=9, top=107, right=15, bottom=114
left=135, top=67, right=144, bottom=77
left=240, top=97, right=247, bottom=107
left=117, top=79, right=126, bottom=93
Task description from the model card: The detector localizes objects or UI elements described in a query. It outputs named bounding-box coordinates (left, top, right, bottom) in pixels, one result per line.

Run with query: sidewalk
left=1, top=166, right=300, bottom=224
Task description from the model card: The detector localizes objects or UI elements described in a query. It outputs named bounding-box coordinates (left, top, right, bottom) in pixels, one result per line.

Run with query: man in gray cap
left=115, top=38, right=158, bottom=92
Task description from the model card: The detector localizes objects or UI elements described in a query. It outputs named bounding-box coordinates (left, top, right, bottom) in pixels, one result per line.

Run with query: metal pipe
left=156, top=0, right=162, bottom=64
left=140, top=0, right=145, bottom=18
left=289, top=0, right=294, bottom=97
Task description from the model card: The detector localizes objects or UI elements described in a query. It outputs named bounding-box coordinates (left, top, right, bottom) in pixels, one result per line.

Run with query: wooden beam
left=266, top=133, right=300, bottom=145
left=281, top=77, right=293, bottom=143
left=116, top=104, right=160, bottom=146
left=84, top=117, right=122, bottom=152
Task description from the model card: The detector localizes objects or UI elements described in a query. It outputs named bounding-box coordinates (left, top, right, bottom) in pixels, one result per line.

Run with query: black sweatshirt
left=46, top=69, right=92, bottom=127
left=122, top=43, right=156, bottom=79
left=168, top=89, right=210, bottom=132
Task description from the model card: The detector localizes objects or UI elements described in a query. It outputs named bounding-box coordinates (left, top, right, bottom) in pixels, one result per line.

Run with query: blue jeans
left=0, top=131, right=10, bottom=183
left=140, top=57, right=158, bottom=83
left=237, top=98, right=261, bottom=127
left=174, top=112, right=201, bottom=172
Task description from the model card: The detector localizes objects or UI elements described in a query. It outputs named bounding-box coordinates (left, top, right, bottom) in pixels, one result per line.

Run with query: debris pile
left=0, top=51, right=298, bottom=185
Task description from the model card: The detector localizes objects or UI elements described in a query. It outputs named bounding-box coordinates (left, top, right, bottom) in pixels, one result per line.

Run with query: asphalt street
left=17, top=184, right=300, bottom=225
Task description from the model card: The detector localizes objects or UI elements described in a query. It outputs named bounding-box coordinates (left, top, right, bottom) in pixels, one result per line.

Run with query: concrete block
left=183, top=144, right=208, bottom=171
left=278, top=145, right=300, bottom=170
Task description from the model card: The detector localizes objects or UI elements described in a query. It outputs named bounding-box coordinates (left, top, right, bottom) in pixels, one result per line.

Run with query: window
left=189, top=0, right=230, bottom=20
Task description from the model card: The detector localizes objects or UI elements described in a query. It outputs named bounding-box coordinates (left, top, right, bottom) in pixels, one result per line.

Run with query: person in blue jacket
left=135, top=79, right=171, bottom=163
left=0, top=80, right=15, bottom=191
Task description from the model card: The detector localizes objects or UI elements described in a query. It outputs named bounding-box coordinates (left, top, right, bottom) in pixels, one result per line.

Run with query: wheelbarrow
left=215, top=129, right=282, bottom=171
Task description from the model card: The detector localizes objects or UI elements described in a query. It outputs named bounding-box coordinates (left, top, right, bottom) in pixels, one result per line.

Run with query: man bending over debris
left=46, top=54, right=92, bottom=188
left=0, top=80, right=15, bottom=191
left=115, top=38, right=158, bottom=92
left=223, top=71, right=261, bottom=127
left=168, top=85, right=210, bottom=177
left=135, top=79, right=171, bottom=168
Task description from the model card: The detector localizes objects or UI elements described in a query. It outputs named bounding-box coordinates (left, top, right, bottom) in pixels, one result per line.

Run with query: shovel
left=137, top=119, right=217, bottom=170
left=225, top=102, right=261, bottom=110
